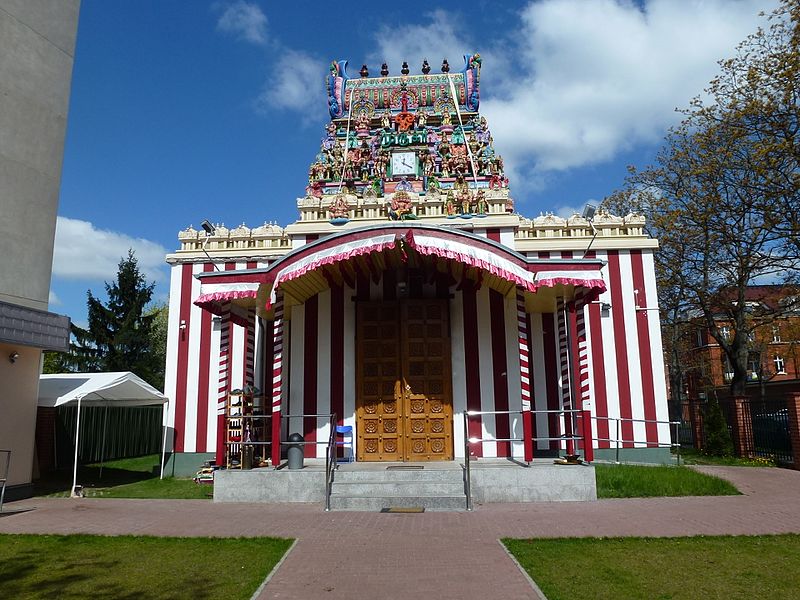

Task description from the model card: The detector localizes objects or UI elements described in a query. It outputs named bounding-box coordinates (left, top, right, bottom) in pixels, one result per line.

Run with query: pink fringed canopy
left=193, top=226, right=607, bottom=312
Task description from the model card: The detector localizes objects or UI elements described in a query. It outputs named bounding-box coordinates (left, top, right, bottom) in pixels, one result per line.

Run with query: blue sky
left=51, top=0, right=776, bottom=325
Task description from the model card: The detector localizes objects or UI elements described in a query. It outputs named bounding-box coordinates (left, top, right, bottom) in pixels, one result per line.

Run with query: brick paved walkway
left=2, top=467, right=799, bottom=599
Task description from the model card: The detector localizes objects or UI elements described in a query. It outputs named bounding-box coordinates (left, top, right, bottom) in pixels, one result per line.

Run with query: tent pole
left=71, top=395, right=82, bottom=497
left=99, top=403, right=109, bottom=479
left=159, top=401, right=168, bottom=479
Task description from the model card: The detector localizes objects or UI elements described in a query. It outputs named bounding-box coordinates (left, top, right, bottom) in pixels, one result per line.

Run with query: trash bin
left=287, top=433, right=304, bottom=470
left=242, top=446, right=253, bottom=470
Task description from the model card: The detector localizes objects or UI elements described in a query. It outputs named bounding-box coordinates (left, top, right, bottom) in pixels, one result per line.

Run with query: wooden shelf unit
left=225, top=394, right=267, bottom=469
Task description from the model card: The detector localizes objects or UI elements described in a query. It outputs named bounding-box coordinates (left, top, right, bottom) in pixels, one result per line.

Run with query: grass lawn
left=594, top=464, right=739, bottom=498
left=34, top=454, right=212, bottom=499
left=504, top=534, right=800, bottom=600
left=677, top=447, right=777, bottom=467
left=0, top=534, right=292, bottom=599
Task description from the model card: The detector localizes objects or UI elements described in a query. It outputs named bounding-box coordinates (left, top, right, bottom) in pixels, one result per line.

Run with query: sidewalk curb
left=497, top=538, right=549, bottom=600
left=251, top=538, right=299, bottom=600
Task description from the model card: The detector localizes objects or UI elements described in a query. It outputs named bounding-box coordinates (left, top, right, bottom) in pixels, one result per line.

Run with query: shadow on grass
left=0, top=542, right=219, bottom=599
left=33, top=462, right=158, bottom=497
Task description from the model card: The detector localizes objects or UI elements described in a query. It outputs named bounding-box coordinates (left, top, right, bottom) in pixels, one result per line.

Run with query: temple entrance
left=356, top=300, right=453, bottom=461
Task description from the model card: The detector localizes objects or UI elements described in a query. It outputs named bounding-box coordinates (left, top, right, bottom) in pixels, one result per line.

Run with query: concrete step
left=333, top=469, right=464, bottom=483
left=329, top=493, right=468, bottom=511
left=331, top=481, right=465, bottom=496
left=328, top=466, right=467, bottom=511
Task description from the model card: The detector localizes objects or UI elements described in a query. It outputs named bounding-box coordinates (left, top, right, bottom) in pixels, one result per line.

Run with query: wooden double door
left=356, top=300, right=453, bottom=461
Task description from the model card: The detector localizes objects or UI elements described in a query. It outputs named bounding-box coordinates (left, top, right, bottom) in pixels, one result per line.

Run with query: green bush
left=703, top=398, right=734, bottom=456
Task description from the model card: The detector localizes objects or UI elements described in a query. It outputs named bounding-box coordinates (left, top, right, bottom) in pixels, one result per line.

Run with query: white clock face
left=391, top=152, right=416, bottom=175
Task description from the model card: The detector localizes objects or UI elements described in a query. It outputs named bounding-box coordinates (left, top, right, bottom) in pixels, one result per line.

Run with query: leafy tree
left=606, top=0, right=800, bottom=397
left=144, top=301, right=169, bottom=391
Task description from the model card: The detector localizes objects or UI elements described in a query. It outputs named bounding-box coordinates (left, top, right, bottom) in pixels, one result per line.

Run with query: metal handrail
left=324, top=413, right=337, bottom=512
left=0, top=450, right=10, bottom=512
left=463, top=409, right=528, bottom=512
left=463, top=415, right=472, bottom=511
left=591, top=416, right=682, bottom=464
left=463, top=407, right=599, bottom=509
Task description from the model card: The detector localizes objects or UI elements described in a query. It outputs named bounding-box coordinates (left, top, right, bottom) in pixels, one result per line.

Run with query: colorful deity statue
left=356, top=112, right=371, bottom=137
left=445, top=190, right=457, bottom=216
left=416, top=109, right=427, bottom=129
left=422, top=152, right=436, bottom=177
left=374, top=149, right=389, bottom=178
left=440, top=110, right=453, bottom=132
left=306, top=179, right=324, bottom=198
left=474, top=189, right=487, bottom=215
left=395, top=176, right=413, bottom=192
left=329, top=194, right=350, bottom=220
left=381, top=110, right=392, bottom=130
left=454, top=174, right=472, bottom=213
left=388, top=190, right=413, bottom=220
left=363, top=176, right=382, bottom=199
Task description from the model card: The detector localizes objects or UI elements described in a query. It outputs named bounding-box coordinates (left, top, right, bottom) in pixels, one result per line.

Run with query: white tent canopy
left=39, top=372, right=170, bottom=496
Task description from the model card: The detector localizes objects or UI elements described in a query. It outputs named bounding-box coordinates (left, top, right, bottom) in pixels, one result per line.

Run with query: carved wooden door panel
left=356, top=303, right=404, bottom=461
left=356, top=300, right=452, bottom=461
left=401, top=300, right=453, bottom=461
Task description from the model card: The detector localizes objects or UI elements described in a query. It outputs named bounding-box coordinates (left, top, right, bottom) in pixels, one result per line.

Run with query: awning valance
left=193, top=224, right=607, bottom=312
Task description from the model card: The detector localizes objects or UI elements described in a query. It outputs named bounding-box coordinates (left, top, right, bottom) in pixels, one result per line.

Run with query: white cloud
left=480, top=0, right=775, bottom=178
left=216, top=0, right=268, bottom=45
left=52, top=217, right=168, bottom=283
left=342, top=0, right=773, bottom=189
left=367, top=10, right=475, bottom=79
left=48, top=290, right=61, bottom=306
left=256, top=50, right=326, bottom=121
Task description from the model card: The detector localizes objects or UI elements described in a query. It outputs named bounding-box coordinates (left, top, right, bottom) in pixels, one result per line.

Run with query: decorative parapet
left=176, top=222, right=291, bottom=252
left=295, top=185, right=514, bottom=223
left=516, top=210, right=647, bottom=240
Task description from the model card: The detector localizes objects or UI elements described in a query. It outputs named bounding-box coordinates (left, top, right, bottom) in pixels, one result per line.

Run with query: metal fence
left=748, top=398, right=792, bottom=464
left=681, top=397, right=794, bottom=465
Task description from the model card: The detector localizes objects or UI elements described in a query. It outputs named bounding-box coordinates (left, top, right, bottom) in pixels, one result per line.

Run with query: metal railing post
left=615, top=418, right=620, bottom=464
left=464, top=412, right=472, bottom=511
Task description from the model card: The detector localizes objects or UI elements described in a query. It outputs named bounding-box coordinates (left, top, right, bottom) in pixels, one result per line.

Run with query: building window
left=773, top=326, right=781, bottom=343
left=747, top=352, right=760, bottom=380
left=774, top=356, right=786, bottom=374
left=723, top=357, right=734, bottom=382
left=720, top=326, right=730, bottom=341
left=696, top=328, right=704, bottom=347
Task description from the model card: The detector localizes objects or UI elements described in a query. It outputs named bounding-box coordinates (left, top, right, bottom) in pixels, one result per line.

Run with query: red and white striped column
left=517, top=287, right=533, bottom=462
left=556, top=297, right=574, bottom=453
left=215, top=302, right=231, bottom=466
left=574, top=294, right=594, bottom=461
left=245, top=308, right=256, bottom=388
left=270, top=292, right=285, bottom=467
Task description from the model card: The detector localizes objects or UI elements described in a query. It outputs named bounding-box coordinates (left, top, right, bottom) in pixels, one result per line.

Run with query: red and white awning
left=193, top=225, right=607, bottom=312
left=195, top=282, right=260, bottom=310
left=533, top=269, right=606, bottom=291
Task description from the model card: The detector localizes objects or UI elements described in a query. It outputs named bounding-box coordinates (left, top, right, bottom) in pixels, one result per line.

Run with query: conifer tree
left=46, top=250, right=166, bottom=389
left=82, top=250, right=161, bottom=387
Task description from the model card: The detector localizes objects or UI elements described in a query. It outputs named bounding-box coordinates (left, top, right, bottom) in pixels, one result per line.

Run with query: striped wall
left=164, top=248, right=669, bottom=459
left=164, top=260, right=270, bottom=453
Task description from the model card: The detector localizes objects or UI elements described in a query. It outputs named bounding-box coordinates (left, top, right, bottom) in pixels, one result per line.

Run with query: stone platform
left=214, top=458, right=596, bottom=509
